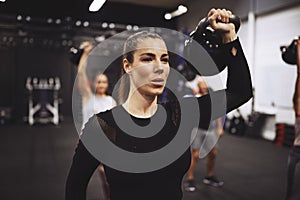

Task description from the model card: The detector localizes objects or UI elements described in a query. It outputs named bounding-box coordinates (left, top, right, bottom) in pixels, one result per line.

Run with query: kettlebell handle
left=190, top=15, right=241, bottom=38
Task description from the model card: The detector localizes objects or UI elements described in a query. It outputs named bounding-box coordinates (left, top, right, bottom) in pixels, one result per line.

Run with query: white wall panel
left=254, top=6, right=300, bottom=123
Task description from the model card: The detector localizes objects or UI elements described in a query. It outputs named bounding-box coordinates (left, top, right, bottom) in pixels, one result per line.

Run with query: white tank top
left=82, top=95, right=116, bottom=129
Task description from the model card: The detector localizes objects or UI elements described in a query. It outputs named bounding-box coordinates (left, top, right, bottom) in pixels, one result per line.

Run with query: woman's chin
left=148, top=88, right=165, bottom=96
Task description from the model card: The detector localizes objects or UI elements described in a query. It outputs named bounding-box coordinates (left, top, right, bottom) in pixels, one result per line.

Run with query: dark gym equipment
left=69, top=42, right=97, bottom=66
left=280, top=38, right=297, bottom=65
left=0, top=107, right=12, bottom=125
left=69, top=46, right=84, bottom=66
left=275, top=123, right=295, bottom=147
left=224, top=109, right=247, bottom=136
left=183, top=15, right=241, bottom=80
left=26, top=77, right=61, bottom=125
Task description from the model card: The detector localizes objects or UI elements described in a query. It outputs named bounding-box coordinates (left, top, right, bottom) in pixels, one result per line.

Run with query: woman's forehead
left=95, top=74, right=108, bottom=81
left=135, top=38, right=167, bottom=52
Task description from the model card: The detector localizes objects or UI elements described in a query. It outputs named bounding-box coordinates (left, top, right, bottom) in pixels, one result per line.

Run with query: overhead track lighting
left=89, top=0, right=106, bottom=12
left=164, top=4, right=188, bottom=20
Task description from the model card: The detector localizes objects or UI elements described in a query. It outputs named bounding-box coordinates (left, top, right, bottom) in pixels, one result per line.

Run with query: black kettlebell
left=280, top=39, right=297, bottom=65
left=69, top=46, right=84, bottom=66
left=183, top=15, right=241, bottom=80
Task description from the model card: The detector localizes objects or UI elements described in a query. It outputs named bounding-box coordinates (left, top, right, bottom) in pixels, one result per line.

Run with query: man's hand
left=208, top=8, right=237, bottom=44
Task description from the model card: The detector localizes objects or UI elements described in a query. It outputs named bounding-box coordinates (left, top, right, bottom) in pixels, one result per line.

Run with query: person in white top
left=285, top=36, right=300, bottom=200
left=77, top=41, right=116, bottom=200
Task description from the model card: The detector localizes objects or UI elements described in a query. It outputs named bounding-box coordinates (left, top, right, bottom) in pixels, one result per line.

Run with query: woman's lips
left=151, top=78, right=165, bottom=87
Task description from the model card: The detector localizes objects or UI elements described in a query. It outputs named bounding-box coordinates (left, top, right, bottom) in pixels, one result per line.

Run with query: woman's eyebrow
left=139, top=53, right=169, bottom=57
left=140, top=53, right=155, bottom=57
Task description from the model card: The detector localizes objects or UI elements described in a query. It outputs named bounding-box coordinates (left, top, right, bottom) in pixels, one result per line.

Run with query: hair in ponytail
left=118, top=31, right=164, bottom=103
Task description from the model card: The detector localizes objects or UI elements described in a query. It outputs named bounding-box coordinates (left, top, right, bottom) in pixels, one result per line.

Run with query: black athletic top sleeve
left=65, top=38, right=252, bottom=200
left=65, top=140, right=100, bottom=200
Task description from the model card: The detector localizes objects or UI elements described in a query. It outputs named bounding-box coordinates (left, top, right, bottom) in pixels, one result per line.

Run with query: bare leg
left=206, top=148, right=217, bottom=177
left=187, top=150, right=199, bottom=180
left=203, top=147, right=224, bottom=187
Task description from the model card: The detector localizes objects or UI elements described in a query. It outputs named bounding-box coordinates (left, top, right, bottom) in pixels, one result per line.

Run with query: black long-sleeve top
left=65, top=38, right=253, bottom=200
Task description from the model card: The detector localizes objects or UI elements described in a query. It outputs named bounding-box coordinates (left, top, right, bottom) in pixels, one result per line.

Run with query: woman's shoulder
left=95, top=105, right=120, bottom=124
left=104, top=95, right=117, bottom=105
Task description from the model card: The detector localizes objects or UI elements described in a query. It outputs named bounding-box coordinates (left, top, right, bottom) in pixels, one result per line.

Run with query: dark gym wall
left=0, top=47, right=16, bottom=107
left=256, top=0, right=300, bottom=15
left=0, top=45, right=75, bottom=121
left=177, top=0, right=300, bottom=33
left=0, top=1, right=178, bottom=122
left=177, top=0, right=251, bottom=33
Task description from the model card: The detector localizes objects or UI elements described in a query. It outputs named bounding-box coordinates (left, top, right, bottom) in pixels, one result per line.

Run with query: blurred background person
left=285, top=35, right=300, bottom=200
left=77, top=41, right=117, bottom=200
left=185, top=78, right=225, bottom=192
left=77, top=41, right=117, bottom=127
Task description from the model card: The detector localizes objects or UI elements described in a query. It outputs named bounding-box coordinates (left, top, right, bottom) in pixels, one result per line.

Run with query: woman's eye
left=142, top=57, right=152, bottom=62
left=162, top=58, right=169, bottom=63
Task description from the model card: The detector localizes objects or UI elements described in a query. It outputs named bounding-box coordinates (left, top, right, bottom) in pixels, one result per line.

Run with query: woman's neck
left=95, top=93, right=107, bottom=97
left=123, top=90, right=157, bottom=118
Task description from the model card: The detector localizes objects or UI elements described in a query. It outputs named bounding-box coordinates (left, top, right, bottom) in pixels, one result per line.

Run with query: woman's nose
left=153, top=61, right=164, bottom=74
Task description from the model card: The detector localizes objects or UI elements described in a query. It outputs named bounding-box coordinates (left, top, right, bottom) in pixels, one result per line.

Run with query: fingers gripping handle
left=182, top=15, right=240, bottom=78
left=190, top=15, right=241, bottom=39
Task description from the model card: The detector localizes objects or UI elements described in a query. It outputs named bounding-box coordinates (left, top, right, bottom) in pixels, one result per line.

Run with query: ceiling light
left=62, top=40, right=68, bottom=46
left=95, top=35, right=105, bottom=42
left=164, top=13, right=172, bottom=20
left=133, top=25, right=139, bottom=31
left=55, top=19, right=61, bottom=24
left=178, top=5, right=187, bottom=13
left=89, top=0, right=106, bottom=12
left=109, top=23, right=115, bottom=29
left=0, top=0, right=6, bottom=2
left=102, top=22, right=108, bottom=28
left=75, top=20, right=81, bottom=26
left=164, top=4, right=188, bottom=20
left=83, top=21, right=89, bottom=27
left=47, top=18, right=53, bottom=23
left=17, top=15, right=22, bottom=21
left=65, top=16, right=72, bottom=22
left=126, top=25, right=132, bottom=30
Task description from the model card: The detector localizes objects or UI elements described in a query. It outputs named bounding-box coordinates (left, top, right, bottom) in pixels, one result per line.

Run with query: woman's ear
left=123, top=58, right=132, bottom=74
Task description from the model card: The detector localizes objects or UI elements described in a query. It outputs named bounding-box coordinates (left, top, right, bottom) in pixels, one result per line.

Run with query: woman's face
left=124, top=38, right=170, bottom=97
left=94, top=74, right=109, bottom=95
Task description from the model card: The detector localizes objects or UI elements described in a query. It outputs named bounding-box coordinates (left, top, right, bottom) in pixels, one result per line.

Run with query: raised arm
left=207, top=8, right=253, bottom=108
left=183, top=9, right=253, bottom=129
left=293, top=36, right=300, bottom=116
left=65, top=140, right=99, bottom=200
left=77, top=41, right=93, bottom=104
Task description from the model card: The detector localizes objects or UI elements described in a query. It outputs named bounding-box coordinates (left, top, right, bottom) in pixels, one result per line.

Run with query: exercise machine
left=26, top=76, right=61, bottom=125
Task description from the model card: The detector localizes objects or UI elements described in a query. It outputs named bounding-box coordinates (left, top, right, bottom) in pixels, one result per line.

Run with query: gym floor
left=0, top=117, right=297, bottom=200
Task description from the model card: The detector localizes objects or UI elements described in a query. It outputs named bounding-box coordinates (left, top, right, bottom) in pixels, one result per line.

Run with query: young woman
left=77, top=41, right=117, bottom=127
left=77, top=41, right=117, bottom=200
left=66, top=8, right=253, bottom=200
